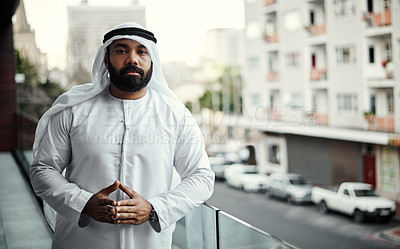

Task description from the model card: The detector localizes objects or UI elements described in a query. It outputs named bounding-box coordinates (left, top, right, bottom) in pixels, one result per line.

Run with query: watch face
left=150, top=210, right=158, bottom=222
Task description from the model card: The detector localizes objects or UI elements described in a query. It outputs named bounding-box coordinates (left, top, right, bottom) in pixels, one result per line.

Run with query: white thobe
left=30, top=88, right=215, bottom=249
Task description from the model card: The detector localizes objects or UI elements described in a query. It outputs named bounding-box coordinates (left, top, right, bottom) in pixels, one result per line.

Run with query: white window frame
left=334, top=0, right=356, bottom=19
left=336, top=45, right=356, bottom=65
left=285, top=52, right=300, bottom=68
left=248, top=56, right=260, bottom=70
left=337, top=94, right=358, bottom=113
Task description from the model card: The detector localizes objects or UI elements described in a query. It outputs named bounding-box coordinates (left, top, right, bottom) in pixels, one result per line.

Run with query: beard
left=108, top=61, right=152, bottom=93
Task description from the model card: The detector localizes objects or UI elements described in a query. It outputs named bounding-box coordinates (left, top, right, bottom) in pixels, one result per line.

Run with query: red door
left=363, top=155, right=376, bottom=188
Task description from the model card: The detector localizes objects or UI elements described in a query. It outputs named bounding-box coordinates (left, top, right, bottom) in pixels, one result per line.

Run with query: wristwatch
left=149, top=205, right=161, bottom=233
left=150, top=208, right=158, bottom=223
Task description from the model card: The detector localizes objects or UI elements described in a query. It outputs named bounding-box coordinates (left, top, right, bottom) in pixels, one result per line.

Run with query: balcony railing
left=267, top=71, right=279, bottom=82
left=316, top=113, right=329, bottom=126
left=172, top=204, right=298, bottom=249
left=305, top=24, right=326, bottom=36
left=364, top=115, right=394, bottom=132
left=310, top=68, right=327, bottom=81
left=363, top=8, right=392, bottom=27
left=264, top=32, right=279, bottom=43
left=265, top=0, right=276, bottom=6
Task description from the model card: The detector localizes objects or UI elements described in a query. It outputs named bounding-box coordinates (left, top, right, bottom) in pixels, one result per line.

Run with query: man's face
left=105, top=39, right=152, bottom=93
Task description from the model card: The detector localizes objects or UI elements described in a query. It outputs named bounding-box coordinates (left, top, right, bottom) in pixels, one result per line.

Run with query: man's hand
left=82, top=180, right=120, bottom=224
left=115, top=182, right=152, bottom=225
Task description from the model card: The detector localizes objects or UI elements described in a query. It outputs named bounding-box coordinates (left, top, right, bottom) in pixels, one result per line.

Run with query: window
left=334, top=0, right=355, bottom=18
left=368, top=46, right=375, bottom=63
left=248, top=57, right=260, bottom=70
left=285, top=52, right=300, bottom=68
left=387, top=92, right=394, bottom=114
left=269, top=94, right=275, bottom=108
left=337, top=94, right=358, bottom=113
left=336, top=45, right=356, bottom=64
left=384, top=41, right=392, bottom=62
left=251, top=94, right=260, bottom=106
left=289, top=93, right=302, bottom=110
left=370, top=94, right=376, bottom=113
left=267, top=142, right=281, bottom=165
left=398, top=39, right=400, bottom=60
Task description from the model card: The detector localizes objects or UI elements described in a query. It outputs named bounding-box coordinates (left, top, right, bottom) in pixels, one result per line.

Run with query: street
left=206, top=181, right=400, bottom=249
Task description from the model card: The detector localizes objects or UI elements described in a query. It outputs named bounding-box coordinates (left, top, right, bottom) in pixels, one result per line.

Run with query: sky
left=22, top=0, right=245, bottom=69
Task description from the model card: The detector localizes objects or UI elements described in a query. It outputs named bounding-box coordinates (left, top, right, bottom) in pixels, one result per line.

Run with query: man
left=30, top=22, right=215, bottom=249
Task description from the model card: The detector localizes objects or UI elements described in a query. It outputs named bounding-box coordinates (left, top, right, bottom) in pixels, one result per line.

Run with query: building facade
left=242, top=0, right=400, bottom=202
left=13, top=0, right=47, bottom=80
left=67, top=0, right=146, bottom=86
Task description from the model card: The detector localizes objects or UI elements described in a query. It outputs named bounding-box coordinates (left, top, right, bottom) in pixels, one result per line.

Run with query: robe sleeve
left=148, top=108, right=215, bottom=232
left=30, top=108, right=93, bottom=227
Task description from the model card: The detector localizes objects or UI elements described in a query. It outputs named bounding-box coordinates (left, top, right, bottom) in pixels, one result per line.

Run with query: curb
left=376, top=227, right=400, bottom=245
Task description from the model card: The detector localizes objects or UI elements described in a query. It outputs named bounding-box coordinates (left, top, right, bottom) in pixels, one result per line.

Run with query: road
left=206, top=181, right=400, bottom=249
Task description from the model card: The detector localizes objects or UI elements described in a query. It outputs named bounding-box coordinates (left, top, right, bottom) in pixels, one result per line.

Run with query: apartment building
left=242, top=0, right=400, bottom=201
left=67, top=0, right=146, bottom=86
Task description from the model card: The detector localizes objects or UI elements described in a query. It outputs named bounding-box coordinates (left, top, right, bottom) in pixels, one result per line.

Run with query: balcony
left=363, top=8, right=392, bottom=28
left=305, top=23, right=326, bottom=36
left=173, top=204, right=297, bottom=248
left=265, top=0, right=276, bottom=7
left=367, top=61, right=394, bottom=88
left=6, top=142, right=298, bottom=249
left=310, top=68, right=327, bottom=81
left=266, top=71, right=279, bottom=82
left=316, top=113, right=329, bottom=126
left=264, top=32, right=279, bottom=43
left=364, top=114, right=394, bottom=132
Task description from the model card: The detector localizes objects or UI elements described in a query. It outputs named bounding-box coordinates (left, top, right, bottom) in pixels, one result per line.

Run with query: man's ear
left=104, top=52, right=109, bottom=68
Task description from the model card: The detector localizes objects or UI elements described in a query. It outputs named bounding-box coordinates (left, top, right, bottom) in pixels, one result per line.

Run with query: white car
left=225, top=164, right=269, bottom=192
left=312, top=182, right=397, bottom=222
left=266, top=172, right=312, bottom=204
left=208, top=156, right=230, bottom=180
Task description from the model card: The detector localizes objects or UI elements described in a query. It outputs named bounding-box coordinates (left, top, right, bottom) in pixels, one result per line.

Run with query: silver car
left=266, top=172, right=312, bottom=204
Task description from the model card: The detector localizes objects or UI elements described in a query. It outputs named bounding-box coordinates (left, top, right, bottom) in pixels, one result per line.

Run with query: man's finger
left=101, top=180, right=120, bottom=195
left=116, top=219, right=139, bottom=225
left=118, top=182, right=138, bottom=198
left=99, top=198, right=117, bottom=206
left=116, top=199, right=137, bottom=206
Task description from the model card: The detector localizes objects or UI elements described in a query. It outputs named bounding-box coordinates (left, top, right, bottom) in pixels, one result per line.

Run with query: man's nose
left=126, top=52, right=139, bottom=65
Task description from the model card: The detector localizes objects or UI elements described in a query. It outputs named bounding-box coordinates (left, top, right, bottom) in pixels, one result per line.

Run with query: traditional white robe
left=31, top=87, right=215, bottom=249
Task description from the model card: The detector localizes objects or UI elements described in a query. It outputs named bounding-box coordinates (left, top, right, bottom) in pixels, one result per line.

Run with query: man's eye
left=116, top=50, right=126, bottom=54
left=139, top=50, right=148, bottom=55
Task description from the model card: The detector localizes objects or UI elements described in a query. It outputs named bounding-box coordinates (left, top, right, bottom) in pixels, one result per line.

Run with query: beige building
left=13, top=0, right=47, bottom=79
left=67, top=0, right=146, bottom=86
left=242, top=0, right=400, bottom=202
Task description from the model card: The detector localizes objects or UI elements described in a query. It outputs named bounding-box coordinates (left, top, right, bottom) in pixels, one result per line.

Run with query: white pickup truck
left=312, top=182, right=396, bottom=222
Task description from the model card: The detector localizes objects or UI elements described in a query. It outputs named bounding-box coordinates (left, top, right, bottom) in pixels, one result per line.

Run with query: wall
left=0, top=1, right=18, bottom=151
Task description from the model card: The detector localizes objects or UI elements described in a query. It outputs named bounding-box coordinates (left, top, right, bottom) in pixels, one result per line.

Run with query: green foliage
left=185, top=101, right=193, bottom=112
left=197, top=66, right=243, bottom=114
left=199, top=90, right=214, bottom=110
left=15, top=49, right=66, bottom=120
left=15, top=49, right=39, bottom=87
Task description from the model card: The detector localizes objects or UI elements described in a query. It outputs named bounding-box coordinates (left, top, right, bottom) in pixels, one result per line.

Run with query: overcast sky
left=23, top=0, right=245, bottom=69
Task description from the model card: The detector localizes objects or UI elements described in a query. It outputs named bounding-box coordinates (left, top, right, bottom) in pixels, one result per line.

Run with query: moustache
left=119, top=65, right=144, bottom=77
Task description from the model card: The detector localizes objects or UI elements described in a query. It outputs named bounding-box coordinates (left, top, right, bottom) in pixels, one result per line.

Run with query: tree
left=198, top=65, right=242, bottom=115
left=15, top=49, right=66, bottom=120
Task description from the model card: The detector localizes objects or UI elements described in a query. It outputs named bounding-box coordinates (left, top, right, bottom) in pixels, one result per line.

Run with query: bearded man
left=30, top=22, right=215, bottom=249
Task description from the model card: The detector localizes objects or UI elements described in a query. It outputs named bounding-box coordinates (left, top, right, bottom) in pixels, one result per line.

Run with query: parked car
left=225, top=164, right=269, bottom=192
left=266, top=172, right=312, bottom=204
left=312, top=182, right=396, bottom=223
left=208, top=156, right=230, bottom=181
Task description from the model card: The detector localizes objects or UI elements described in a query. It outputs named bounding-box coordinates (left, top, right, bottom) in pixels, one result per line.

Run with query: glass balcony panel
left=218, top=211, right=296, bottom=249
left=172, top=204, right=218, bottom=249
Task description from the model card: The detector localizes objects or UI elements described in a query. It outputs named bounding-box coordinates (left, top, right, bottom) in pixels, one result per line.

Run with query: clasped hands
left=83, top=180, right=152, bottom=225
